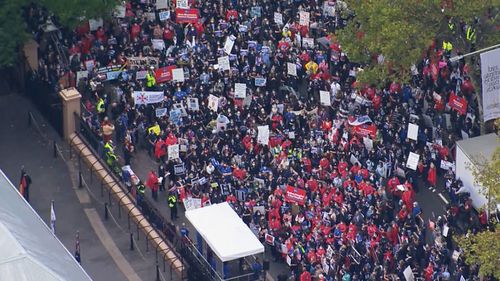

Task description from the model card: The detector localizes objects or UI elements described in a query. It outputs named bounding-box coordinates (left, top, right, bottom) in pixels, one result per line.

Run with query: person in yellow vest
left=305, top=60, right=318, bottom=76
left=96, top=97, right=105, bottom=114
left=147, top=122, right=161, bottom=136
left=168, top=190, right=178, bottom=220
left=466, top=25, right=477, bottom=46
left=146, top=67, right=156, bottom=89
left=442, top=40, right=453, bottom=54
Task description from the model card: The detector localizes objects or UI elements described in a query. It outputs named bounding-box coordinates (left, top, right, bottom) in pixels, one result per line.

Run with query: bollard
left=104, top=203, right=109, bottom=220
left=130, top=233, right=134, bottom=251
left=156, top=264, right=160, bottom=281
left=53, top=141, right=57, bottom=158
left=78, top=171, right=83, bottom=188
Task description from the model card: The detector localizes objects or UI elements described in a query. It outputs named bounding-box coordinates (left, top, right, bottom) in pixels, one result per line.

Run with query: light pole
left=449, top=43, right=500, bottom=62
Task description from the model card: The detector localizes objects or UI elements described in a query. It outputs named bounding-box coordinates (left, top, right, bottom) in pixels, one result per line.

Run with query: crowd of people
left=26, top=0, right=495, bottom=280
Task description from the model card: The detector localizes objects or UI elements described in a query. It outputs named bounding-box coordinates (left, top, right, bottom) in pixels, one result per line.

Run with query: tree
left=337, top=0, right=500, bottom=86
left=0, top=0, right=120, bottom=68
left=457, top=120, right=500, bottom=278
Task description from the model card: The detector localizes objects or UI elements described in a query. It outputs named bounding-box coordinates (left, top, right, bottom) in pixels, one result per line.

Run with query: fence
left=72, top=110, right=226, bottom=281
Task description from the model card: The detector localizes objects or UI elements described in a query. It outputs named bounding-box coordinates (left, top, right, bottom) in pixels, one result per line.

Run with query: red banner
left=448, top=92, right=467, bottom=115
left=154, top=65, right=176, bottom=83
left=353, top=124, right=377, bottom=138
left=175, top=8, right=199, bottom=24
left=285, top=186, right=307, bottom=205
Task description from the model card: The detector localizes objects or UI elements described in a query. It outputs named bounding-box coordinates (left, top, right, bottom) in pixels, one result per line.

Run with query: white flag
left=50, top=201, right=56, bottom=234
left=133, top=91, right=164, bottom=105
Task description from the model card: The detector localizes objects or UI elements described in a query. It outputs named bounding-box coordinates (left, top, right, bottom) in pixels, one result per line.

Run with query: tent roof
left=456, top=133, right=498, bottom=164
left=0, top=169, right=91, bottom=281
left=185, top=202, right=264, bottom=262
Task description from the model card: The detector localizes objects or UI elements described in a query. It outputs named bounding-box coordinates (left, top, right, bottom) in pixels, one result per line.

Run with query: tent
left=0, top=169, right=91, bottom=281
left=185, top=202, right=264, bottom=262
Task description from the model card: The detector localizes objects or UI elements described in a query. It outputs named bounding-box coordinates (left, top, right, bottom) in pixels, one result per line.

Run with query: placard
left=302, top=37, right=314, bottom=48
left=448, top=92, right=468, bottom=115
left=255, top=77, right=266, bottom=87
left=85, top=60, right=95, bottom=71
left=176, top=0, right=188, bottom=9
left=440, top=160, right=455, bottom=172
left=208, top=94, right=219, bottom=112
left=274, top=12, right=283, bottom=25
left=172, top=68, right=185, bottom=82
left=144, top=12, right=156, bottom=22
left=319, top=91, right=331, bottom=106
left=168, top=144, right=180, bottom=160
left=114, top=5, right=126, bottom=18
left=159, top=11, right=170, bottom=21
left=174, top=163, right=186, bottom=175
left=156, top=0, right=169, bottom=10
left=363, top=137, right=373, bottom=151
left=406, top=152, right=420, bottom=171
left=155, top=108, right=168, bottom=117
left=127, top=56, right=159, bottom=68
left=223, top=35, right=235, bottom=54
left=175, top=8, right=199, bottom=24
left=285, top=186, right=307, bottom=205
left=407, top=123, right=419, bottom=141
left=136, top=70, right=147, bottom=80
left=218, top=56, right=230, bottom=71
left=76, top=71, right=88, bottom=82
left=152, top=39, right=166, bottom=50
left=299, top=11, right=310, bottom=26
left=287, top=62, right=297, bottom=76
left=253, top=206, right=265, bottom=214
left=265, top=234, right=275, bottom=246
left=155, top=65, right=176, bottom=83
left=187, top=97, right=199, bottom=111
left=403, top=266, right=414, bottom=281
left=257, top=125, right=270, bottom=145
left=89, top=18, right=103, bottom=31
left=235, top=83, right=247, bottom=98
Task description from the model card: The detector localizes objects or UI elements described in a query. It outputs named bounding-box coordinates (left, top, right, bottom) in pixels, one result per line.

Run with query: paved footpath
left=0, top=94, right=174, bottom=281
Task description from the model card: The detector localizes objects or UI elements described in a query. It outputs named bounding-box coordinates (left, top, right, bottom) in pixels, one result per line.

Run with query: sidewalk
left=0, top=94, right=173, bottom=281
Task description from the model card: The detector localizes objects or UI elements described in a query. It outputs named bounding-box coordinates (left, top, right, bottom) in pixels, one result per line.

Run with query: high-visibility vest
left=104, top=142, right=114, bottom=155
left=146, top=72, right=156, bottom=87
left=168, top=195, right=176, bottom=207
left=448, top=22, right=455, bottom=31
left=466, top=26, right=476, bottom=42
left=137, top=183, right=146, bottom=194
left=148, top=124, right=161, bottom=136
left=96, top=98, right=105, bottom=113
left=442, top=41, right=453, bottom=52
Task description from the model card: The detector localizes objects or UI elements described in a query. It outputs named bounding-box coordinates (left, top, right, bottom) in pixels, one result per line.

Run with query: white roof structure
left=0, top=169, right=91, bottom=281
left=185, top=202, right=264, bottom=262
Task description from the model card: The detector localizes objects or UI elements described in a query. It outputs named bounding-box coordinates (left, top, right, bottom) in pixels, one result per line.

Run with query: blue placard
left=169, top=108, right=182, bottom=125
left=255, top=77, right=267, bottom=87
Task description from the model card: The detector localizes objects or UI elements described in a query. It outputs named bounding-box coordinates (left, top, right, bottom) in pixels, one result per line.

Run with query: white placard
left=159, top=11, right=170, bottom=21
left=114, top=5, right=126, bottom=18
left=440, top=160, right=455, bottom=172
left=287, top=62, right=297, bottom=76
left=156, top=0, right=169, bottom=10
left=406, top=152, right=420, bottom=171
left=407, top=123, right=419, bottom=141
left=145, top=12, right=156, bottom=21
left=176, top=0, right=188, bottom=8
left=136, top=70, right=147, bottom=80
left=299, top=11, right=310, bottom=26
left=152, top=39, right=166, bottom=50
left=172, top=68, right=185, bottom=82
left=302, top=37, right=314, bottom=48
left=257, top=125, right=270, bottom=145
left=187, top=97, right=199, bottom=111
left=274, top=12, right=283, bottom=25
left=223, top=36, right=235, bottom=54
left=168, top=144, right=180, bottom=160
left=403, top=266, right=414, bottom=281
left=235, top=83, right=247, bottom=98
left=443, top=224, right=449, bottom=237
left=218, top=56, right=230, bottom=71
left=89, top=18, right=103, bottom=31
left=363, top=137, right=373, bottom=151
left=208, top=94, right=219, bottom=112
left=320, top=91, right=331, bottom=106
left=480, top=48, right=500, bottom=122
left=76, top=71, right=88, bottom=82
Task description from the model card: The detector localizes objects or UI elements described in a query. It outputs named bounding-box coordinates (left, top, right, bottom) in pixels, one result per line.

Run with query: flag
left=75, top=231, right=81, bottom=263
left=348, top=115, right=372, bottom=126
left=50, top=200, right=56, bottom=234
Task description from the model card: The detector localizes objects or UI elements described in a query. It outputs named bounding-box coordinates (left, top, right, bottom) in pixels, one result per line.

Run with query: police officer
left=136, top=181, right=146, bottom=207
left=168, top=191, right=178, bottom=220
left=146, top=66, right=156, bottom=89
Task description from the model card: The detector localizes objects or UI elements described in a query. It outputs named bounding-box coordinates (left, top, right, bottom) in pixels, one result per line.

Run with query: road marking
left=438, top=193, right=449, bottom=204
left=84, top=208, right=142, bottom=281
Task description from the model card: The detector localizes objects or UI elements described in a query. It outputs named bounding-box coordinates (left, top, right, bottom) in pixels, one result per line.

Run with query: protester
left=19, top=167, right=32, bottom=202
left=26, top=0, right=491, bottom=280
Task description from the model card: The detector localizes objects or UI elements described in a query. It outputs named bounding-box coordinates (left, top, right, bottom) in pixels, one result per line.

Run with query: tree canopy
left=0, top=0, right=119, bottom=68
left=337, top=0, right=500, bottom=86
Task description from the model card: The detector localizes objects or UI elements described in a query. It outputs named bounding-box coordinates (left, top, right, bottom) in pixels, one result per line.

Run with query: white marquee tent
left=0, top=169, right=91, bottom=281
left=185, top=202, right=264, bottom=262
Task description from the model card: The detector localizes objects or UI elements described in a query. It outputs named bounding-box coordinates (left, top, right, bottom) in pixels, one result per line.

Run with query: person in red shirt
left=427, top=162, right=437, bottom=188
left=130, top=22, right=141, bottom=40
left=146, top=170, right=159, bottom=201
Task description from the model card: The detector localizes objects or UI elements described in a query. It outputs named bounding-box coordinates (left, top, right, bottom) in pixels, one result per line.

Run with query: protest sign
left=114, top=5, right=126, bottom=18
left=158, top=10, right=170, bottom=21
left=155, top=108, right=168, bottom=117
left=208, top=95, right=219, bottom=112
left=406, top=152, right=420, bottom=171
left=287, top=62, right=297, bottom=76
left=89, top=18, right=103, bottom=31
left=187, top=97, right=199, bottom=111
left=133, top=91, right=164, bottom=105
left=144, top=12, right=156, bottom=22
left=407, top=123, right=419, bottom=141
left=174, top=163, right=186, bottom=175
left=274, top=12, right=283, bottom=25
left=169, top=109, right=182, bottom=125
left=480, top=48, right=500, bottom=121
left=299, top=11, right=310, bottom=26
left=218, top=56, right=230, bottom=71
left=173, top=103, right=187, bottom=117
left=84, top=60, right=95, bottom=71
left=440, top=160, right=455, bottom=172
left=302, top=37, right=314, bottom=48
left=363, top=137, right=373, bottom=151
left=224, top=36, right=235, bottom=54
left=172, top=68, right=185, bottom=82
left=448, top=92, right=467, bottom=115
left=257, top=125, right=270, bottom=145
left=285, top=186, right=307, bottom=205
left=136, top=70, right=147, bottom=80
left=76, top=71, right=88, bottom=82
left=255, top=77, right=266, bottom=87
left=320, top=91, right=331, bottom=106
left=126, top=56, right=159, bottom=68
left=168, top=144, right=180, bottom=160
left=176, top=0, right=188, bottom=8
left=175, top=8, right=199, bottom=24
left=250, top=6, right=262, bottom=18
left=235, top=83, right=247, bottom=98
left=350, top=155, right=360, bottom=166
left=155, top=65, right=176, bottom=83
left=156, top=0, right=169, bottom=9
left=352, top=124, right=377, bottom=138
left=403, top=266, right=414, bottom=281
left=152, top=39, right=166, bottom=50
left=265, top=234, right=275, bottom=246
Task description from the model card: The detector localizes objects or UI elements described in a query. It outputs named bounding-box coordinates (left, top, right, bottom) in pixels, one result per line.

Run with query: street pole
left=449, top=43, right=500, bottom=62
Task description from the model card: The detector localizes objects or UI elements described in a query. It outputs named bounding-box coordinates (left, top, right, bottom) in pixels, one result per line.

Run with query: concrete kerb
left=68, top=133, right=186, bottom=277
